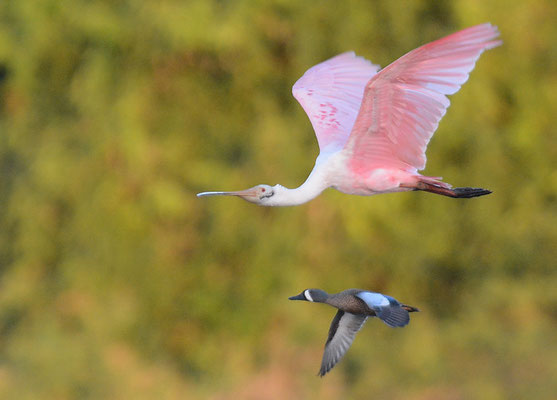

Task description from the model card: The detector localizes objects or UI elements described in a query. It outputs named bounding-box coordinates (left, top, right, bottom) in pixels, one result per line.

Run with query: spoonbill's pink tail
left=410, top=177, right=491, bottom=198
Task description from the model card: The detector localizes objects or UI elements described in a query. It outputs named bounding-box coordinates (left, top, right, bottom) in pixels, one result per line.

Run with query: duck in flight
left=289, top=288, right=419, bottom=376
left=198, top=23, right=501, bottom=206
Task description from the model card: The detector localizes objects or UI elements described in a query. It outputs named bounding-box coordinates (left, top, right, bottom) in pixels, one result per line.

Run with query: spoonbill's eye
left=259, top=187, right=274, bottom=200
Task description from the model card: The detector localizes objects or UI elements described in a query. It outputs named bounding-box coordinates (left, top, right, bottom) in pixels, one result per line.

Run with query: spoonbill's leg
left=402, top=176, right=491, bottom=198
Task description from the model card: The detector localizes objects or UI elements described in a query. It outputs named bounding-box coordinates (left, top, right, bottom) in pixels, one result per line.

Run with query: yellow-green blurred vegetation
left=1, top=0, right=556, bottom=399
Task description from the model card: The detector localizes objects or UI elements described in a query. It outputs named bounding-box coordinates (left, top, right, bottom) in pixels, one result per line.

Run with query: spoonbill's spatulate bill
left=198, top=23, right=501, bottom=206
left=289, top=288, right=419, bottom=377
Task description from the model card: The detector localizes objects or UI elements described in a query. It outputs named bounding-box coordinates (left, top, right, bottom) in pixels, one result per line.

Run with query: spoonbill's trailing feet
left=198, top=24, right=501, bottom=206
left=289, top=288, right=419, bottom=377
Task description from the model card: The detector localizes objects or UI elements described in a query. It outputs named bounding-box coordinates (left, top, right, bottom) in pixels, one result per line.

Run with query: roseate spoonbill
left=289, top=288, right=419, bottom=377
left=198, top=24, right=501, bottom=206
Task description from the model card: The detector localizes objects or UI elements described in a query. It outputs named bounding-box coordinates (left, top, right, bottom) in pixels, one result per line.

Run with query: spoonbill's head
left=197, top=184, right=276, bottom=205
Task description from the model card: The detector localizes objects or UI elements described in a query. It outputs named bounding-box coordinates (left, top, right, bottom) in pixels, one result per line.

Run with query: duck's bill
left=288, top=293, right=306, bottom=301
left=196, top=188, right=259, bottom=198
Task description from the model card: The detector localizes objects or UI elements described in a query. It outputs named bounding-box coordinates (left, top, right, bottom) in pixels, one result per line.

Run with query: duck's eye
left=261, top=188, right=266, bottom=192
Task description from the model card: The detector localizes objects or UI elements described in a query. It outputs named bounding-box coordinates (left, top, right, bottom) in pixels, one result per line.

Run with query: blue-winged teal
left=289, top=288, right=419, bottom=376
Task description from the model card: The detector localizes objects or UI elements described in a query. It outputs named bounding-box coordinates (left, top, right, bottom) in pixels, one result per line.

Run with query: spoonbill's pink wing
left=293, top=52, right=380, bottom=158
left=344, top=23, right=501, bottom=175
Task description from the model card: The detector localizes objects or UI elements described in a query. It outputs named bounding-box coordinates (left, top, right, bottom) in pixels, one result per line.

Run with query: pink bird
left=198, top=23, right=501, bottom=206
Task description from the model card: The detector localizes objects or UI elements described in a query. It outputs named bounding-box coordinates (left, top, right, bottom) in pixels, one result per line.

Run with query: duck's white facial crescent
left=304, top=289, right=314, bottom=302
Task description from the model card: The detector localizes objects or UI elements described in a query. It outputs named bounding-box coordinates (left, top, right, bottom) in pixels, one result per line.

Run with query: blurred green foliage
left=0, top=0, right=556, bottom=399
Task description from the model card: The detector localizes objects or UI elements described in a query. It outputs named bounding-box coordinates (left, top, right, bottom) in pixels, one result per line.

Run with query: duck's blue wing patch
left=356, top=292, right=409, bottom=328
left=356, top=291, right=390, bottom=307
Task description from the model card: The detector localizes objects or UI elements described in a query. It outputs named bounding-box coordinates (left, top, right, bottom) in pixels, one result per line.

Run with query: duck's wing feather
left=319, top=310, right=367, bottom=377
left=373, top=303, right=410, bottom=327
left=344, top=23, right=501, bottom=175
left=292, top=52, right=380, bottom=160
left=356, top=292, right=410, bottom=328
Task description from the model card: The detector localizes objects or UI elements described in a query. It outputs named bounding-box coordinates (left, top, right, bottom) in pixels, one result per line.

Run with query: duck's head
left=289, top=289, right=328, bottom=303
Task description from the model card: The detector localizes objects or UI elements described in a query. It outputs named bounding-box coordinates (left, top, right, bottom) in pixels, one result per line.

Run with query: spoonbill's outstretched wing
left=293, top=52, right=380, bottom=159
left=345, top=23, right=502, bottom=175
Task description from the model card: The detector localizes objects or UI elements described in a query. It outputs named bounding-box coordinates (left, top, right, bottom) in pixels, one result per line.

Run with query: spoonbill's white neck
left=266, top=167, right=329, bottom=206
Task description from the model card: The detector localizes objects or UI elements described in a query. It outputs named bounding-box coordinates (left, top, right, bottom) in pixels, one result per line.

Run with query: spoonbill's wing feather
left=319, top=310, right=367, bottom=377
left=344, top=23, right=501, bottom=174
left=293, top=52, right=380, bottom=159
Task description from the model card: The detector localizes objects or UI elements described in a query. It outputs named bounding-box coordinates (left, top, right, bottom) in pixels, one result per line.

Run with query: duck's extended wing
left=319, top=310, right=367, bottom=377
left=344, top=23, right=501, bottom=175
left=293, top=52, right=380, bottom=160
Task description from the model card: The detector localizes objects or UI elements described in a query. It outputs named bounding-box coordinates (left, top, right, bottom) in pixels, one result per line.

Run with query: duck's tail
left=401, top=304, right=420, bottom=313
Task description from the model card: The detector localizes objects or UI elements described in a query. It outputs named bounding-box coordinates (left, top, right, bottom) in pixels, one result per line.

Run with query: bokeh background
left=1, top=0, right=556, bottom=399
